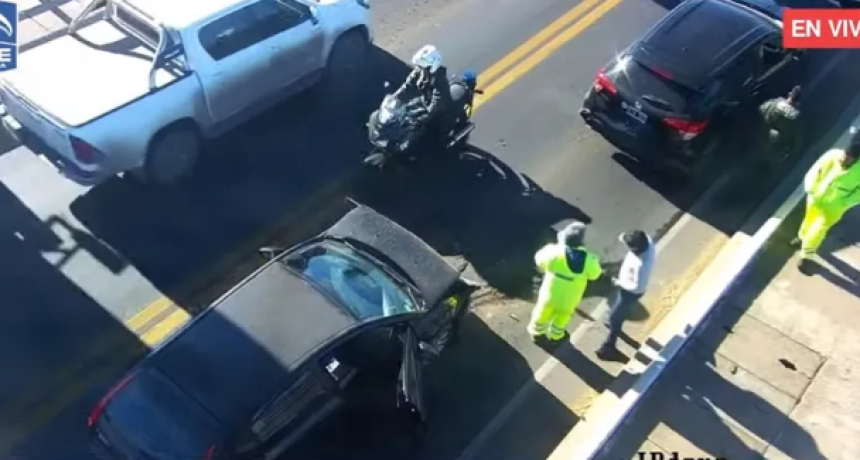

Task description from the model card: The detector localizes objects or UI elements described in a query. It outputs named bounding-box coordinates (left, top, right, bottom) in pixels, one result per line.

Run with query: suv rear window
left=99, top=368, right=222, bottom=460
left=636, top=60, right=699, bottom=101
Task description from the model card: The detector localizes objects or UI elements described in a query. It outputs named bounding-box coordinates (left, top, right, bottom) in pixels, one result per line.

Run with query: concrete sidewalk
left=602, top=204, right=860, bottom=460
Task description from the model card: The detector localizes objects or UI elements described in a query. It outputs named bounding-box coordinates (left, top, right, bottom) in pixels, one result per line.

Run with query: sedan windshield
left=289, top=241, right=418, bottom=320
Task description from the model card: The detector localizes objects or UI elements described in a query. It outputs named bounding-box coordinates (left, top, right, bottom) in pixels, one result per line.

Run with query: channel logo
left=0, top=0, right=17, bottom=71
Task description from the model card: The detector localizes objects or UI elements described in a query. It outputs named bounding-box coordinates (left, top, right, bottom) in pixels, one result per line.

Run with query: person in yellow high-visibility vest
left=793, top=141, right=860, bottom=273
left=528, top=221, right=603, bottom=343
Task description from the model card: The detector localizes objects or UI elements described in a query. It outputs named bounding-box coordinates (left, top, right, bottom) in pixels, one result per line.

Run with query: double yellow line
left=476, top=0, right=626, bottom=110
left=1, top=0, right=626, bottom=453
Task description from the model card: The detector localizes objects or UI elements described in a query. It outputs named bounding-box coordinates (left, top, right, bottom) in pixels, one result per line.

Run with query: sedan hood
left=324, top=205, right=460, bottom=307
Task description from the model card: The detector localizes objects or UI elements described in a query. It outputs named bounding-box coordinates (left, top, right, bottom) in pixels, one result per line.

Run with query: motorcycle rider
left=393, top=45, right=454, bottom=145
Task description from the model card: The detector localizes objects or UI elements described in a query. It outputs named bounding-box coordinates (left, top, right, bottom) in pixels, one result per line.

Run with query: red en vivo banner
left=783, top=8, right=860, bottom=49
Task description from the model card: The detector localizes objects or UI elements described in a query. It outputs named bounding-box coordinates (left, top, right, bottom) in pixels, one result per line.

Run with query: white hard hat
left=558, top=221, right=586, bottom=247
left=412, top=45, right=442, bottom=73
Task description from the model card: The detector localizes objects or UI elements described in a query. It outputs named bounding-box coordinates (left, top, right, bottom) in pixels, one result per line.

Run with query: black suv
left=580, top=0, right=802, bottom=176
left=88, top=205, right=478, bottom=460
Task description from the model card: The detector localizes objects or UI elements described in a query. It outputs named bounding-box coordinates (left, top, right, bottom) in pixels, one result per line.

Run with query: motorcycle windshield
left=378, top=95, right=404, bottom=125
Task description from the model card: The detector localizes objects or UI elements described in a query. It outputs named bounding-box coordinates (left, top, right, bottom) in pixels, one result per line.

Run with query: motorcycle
left=363, top=70, right=483, bottom=168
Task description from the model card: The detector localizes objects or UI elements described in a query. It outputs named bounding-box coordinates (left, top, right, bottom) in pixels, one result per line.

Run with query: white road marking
left=457, top=49, right=850, bottom=459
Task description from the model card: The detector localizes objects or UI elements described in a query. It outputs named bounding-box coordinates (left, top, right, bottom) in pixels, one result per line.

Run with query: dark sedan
left=88, top=204, right=479, bottom=460
left=580, top=0, right=803, bottom=177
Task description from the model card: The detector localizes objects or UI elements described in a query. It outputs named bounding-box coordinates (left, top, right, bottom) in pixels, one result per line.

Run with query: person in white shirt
left=597, top=230, right=655, bottom=360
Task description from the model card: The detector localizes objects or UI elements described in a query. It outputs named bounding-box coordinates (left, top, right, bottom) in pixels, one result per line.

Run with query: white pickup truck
left=0, top=0, right=371, bottom=186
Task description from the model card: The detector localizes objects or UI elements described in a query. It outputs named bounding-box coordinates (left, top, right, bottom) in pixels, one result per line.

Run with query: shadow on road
left=0, top=182, right=146, bottom=456
left=603, top=210, right=826, bottom=460
left=350, top=143, right=591, bottom=300
left=70, top=46, right=410, bottom=313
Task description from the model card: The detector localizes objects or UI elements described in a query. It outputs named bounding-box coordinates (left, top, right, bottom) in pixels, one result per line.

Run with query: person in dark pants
left=597, top=230, right=655, bottom=361
left=759, top=85, right=802, bottom=166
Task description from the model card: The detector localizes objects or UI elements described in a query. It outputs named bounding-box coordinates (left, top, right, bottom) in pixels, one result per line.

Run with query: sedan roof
left=146, top=262, right=356, bottom=426
left=634, top=0, right=777, bottom=89
left=324, top=205, right=460, bottom=307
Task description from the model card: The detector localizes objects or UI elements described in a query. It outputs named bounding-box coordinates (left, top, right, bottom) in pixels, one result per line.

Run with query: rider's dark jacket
left=395, top=65, right=451, bottom=118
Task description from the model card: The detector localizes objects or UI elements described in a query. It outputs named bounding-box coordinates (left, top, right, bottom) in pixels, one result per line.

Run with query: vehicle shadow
left=0, top=181, right=146, bottom=457
left=349, top=143, right=592, bottom=301
left=69, top=45, right=411, bottom=313
left=604, top=224, right=826, bottom=460
left=611, top=49, right=860, bottom=240
left=416, top=314, right=581, bottom=460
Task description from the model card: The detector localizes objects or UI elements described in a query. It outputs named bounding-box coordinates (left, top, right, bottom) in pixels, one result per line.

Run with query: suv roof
left=145, top=261, right=357, bottom=425
left=729, top=0, right=784, bottom=20
left=633, top=0, right=778, bottom=89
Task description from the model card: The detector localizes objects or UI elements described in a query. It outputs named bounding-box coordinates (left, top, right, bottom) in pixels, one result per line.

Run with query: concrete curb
left=549, top=112, right=860, bottom=460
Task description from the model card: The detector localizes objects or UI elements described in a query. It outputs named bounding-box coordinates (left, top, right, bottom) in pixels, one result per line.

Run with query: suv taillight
left=663, top=117, right=707, bottom=141
left=70, top=136, right=106, bottom=165
left=87, top=372, right=136, bottom=428
left=593, top=68, right=618, bottom=95
left=203, top=446, right=218, bottom=460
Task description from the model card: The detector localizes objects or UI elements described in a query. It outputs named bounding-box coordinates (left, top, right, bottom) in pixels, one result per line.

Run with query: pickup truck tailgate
left=0, top=20, right=165, bottom=127
left=0, top=84, right=73, bottom=160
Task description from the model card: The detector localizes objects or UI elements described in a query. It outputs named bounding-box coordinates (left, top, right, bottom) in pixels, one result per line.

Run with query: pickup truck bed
left=2, top=19, right=179, bottom=127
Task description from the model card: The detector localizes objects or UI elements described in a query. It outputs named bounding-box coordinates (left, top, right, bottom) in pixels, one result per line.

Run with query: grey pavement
left=603, top=203, right=860, bottom=460
left=3, top=1, right=860, bottom=460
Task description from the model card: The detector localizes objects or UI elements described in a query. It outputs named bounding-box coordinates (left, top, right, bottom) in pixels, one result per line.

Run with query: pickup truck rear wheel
left=140, top=126, right=202, bottom=185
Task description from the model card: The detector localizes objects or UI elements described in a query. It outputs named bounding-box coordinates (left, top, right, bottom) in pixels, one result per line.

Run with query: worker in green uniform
left=793, top=140, right=860, bottom=273
left=528, top=221, right=603, bottom=343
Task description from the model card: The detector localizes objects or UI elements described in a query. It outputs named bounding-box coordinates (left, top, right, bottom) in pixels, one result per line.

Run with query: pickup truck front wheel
left=320, top=30, right=369, bottom=111
left=138, top=125, right=202, bottom=185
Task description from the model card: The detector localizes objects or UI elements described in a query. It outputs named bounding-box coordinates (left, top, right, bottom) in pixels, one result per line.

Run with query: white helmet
left=412, top=45, right=442, bottom=73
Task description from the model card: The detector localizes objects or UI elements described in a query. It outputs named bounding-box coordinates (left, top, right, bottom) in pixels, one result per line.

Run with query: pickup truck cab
left=0, top=0, right=371, bottom=186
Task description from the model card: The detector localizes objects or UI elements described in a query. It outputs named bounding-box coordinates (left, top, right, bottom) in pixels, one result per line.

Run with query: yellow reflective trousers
left=528, top=244, right=602, bottom=341
left=798, top=198, right=843, bottom=258
left=799, top=149, right=860, bottom=258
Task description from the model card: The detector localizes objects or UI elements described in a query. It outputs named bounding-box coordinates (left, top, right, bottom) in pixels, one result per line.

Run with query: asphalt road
left=2, top=0, right=860, bottom=458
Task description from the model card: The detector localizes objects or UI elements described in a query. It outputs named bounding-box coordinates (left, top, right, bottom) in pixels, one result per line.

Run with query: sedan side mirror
left=258, top=246, right=284, bottom=261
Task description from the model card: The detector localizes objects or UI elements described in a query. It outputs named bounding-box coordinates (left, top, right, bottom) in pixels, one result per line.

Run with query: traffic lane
left=0, top=54, right=402, bottom=448
left=2, top=0, right=670, bottom=452
left=357, top=0, right=688, bottom=369
left=8, top=48, right=858, bottom=460
left=8, top=1, right=840, bottom=458
left=0, top=0, right=607, bottom=449
left=426, top=50, right=860, bottom=460
left=58, top=0, right=592, bottom=320
left=6, top=0, right=482, bottom=323
left=373, top=46, right=860, bottom=460
left=343, top=1, right=710, bottom=457
left=3, top=361, right=129, bottom=460
left=0, top=220, right=146, bottom=430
